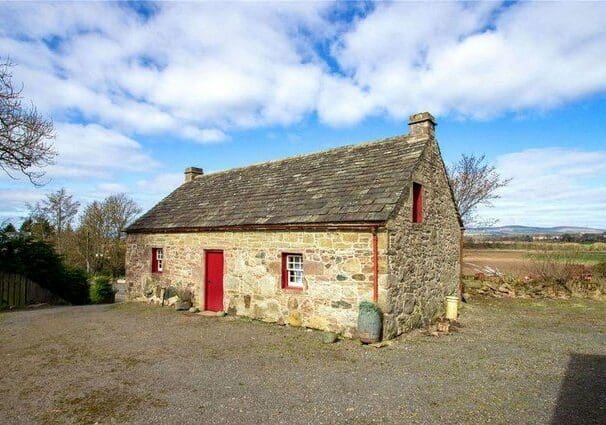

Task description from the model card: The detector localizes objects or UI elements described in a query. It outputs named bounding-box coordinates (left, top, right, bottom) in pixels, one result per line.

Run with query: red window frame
left=151, top=248, right=163, bottom=273
left=412, top=182, right=423, bottom=224
left=281, top=253, right=304, bottom=290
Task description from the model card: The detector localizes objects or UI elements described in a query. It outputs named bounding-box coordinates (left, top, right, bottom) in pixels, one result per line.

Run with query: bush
left=0, top=233, right=90, bottom=304
left=62, top=266, right=90, bottom=305
left=89, top=276, right=115, bottom=304
left=594, top=261, right=606, bottom=279
left=525, top=250, right=590, bottom=289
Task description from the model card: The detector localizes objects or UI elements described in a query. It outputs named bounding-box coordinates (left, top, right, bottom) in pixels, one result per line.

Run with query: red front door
left=205, top=250, right=224, bottom=312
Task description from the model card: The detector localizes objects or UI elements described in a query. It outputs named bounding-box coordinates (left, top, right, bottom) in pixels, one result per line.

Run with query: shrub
left=62, top=266, right=90, bottom=305
left=594, top=261, right=606, bottom=279
left=89, top=276, right=115, bottom=304
left=525, top=249, right=588, bottom=289
left=0, top=233, right=89, bottom=304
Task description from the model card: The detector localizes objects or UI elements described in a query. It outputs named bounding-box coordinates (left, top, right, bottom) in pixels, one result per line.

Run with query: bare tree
left=447, top=154, right=511, bottom=227
left=76, top=201, right=104, bottom=273
left=102, top=194, right=141, bottom=239
left=0, top=59, right=56, bottom=184
left=31, top=188, right=80, bottom=251
left=76, top=194, right=141, bottom=275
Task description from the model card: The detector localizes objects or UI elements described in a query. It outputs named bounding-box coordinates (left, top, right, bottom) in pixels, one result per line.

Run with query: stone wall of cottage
left=126, top=230, right=388, bottom=337
left=383, top=138, right=462, bottom=339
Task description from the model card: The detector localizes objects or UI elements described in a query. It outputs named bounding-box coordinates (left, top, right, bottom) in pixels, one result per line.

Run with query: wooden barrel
left=358, top=301, right=382, bottom=343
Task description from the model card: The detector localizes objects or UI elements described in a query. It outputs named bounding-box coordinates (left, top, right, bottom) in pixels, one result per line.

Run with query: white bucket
left=445, top=295, right=459, bottom=320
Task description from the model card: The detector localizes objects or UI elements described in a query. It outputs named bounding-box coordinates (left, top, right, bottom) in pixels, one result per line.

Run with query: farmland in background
left=463, top=237, right=606, bottom=299
left=464, top=241, right=606, bottom=278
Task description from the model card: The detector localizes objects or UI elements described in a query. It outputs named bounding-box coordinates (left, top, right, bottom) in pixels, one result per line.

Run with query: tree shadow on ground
left=551, top=353, right=606, bottom=425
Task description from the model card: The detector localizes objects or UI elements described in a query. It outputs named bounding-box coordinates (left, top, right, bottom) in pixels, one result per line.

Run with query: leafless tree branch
left=30, top=188, right=80, bottom=252
left=448, top=154, right=512, bottom=227
left=0, top=58, right=56, bottom=185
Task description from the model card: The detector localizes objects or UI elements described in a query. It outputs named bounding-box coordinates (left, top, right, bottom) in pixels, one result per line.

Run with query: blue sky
left=0, top=1, right=605, bottom=228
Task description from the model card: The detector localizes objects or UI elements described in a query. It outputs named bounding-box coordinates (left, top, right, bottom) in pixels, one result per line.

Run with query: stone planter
left=175, top=301, right=192, bottom=311
left=358, top=301, right=382, bottom=344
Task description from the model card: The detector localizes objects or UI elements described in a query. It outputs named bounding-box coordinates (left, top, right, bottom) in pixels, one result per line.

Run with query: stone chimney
left=184, top=166, right=204, bottom=182
left=408, top=112, right=436, bottom=137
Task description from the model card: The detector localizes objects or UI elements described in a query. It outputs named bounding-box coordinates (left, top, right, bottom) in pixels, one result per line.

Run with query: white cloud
left=329, top=2, right=606, bottom=122
left=477, top=148, right=606, bottom=228
left=2, top=2, right=606, bottom=132
left=96, top=183, right=129, bottom=194
left=45, top=123, right=158, bottom=178
left=1, top=2, right=606, bottom=227
left=136, top=172, right=183, bottom=194
left=132, top=172, right=185, bottom=213
left=317, top=75, right=374, bottom=126
left=0, top=2, right=330, bottom=139
left=0, top=188, right=43, bottom=204
left=0, top=188, right=45, bottom=221
left=180, top=127, right=227, bottom=144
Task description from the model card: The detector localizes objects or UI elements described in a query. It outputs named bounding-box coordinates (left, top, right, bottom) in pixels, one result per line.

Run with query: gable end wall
left=383, top=139, right=462, bottom=338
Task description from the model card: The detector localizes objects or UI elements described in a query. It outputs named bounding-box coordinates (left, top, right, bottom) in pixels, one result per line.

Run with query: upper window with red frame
left=152, top=248, right=163, bottom=273
left=282, top=253, right=303, bottom=289
left=412, top=182, right=423, bottom=224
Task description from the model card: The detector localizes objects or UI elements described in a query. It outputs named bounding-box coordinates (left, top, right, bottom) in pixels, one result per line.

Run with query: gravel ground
left=0, top=297, right=604, bottom=424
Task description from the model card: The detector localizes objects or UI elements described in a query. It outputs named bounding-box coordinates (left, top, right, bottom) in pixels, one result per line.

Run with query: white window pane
left=288, top=270, right=303, bottom=287
left=287, top=255, right=303, bottom=271
left=285, top=255, right=303, bottom=287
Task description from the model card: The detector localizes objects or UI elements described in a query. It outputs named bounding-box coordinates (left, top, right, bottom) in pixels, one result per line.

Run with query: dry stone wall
left=383, top=138, right=462, bottom=338
left=126, top=230, right=387, bottom=337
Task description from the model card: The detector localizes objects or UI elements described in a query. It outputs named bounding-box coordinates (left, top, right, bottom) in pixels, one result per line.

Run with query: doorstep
left=199, top=310, right=226, bottom=317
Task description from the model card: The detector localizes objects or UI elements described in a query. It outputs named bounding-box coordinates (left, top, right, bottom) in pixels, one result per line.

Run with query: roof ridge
left=188, top=133, right=428, bottom=182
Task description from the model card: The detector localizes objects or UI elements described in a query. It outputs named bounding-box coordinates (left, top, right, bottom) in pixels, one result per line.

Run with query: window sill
left=282, top=286, right=304, bottom=292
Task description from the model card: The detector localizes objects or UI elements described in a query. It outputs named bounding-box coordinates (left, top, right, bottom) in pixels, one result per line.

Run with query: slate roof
left=126, top=134, right=430, bottom=232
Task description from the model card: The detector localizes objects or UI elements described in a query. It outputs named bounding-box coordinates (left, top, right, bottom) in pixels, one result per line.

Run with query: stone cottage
left=125, top=112, right=463, bottom=339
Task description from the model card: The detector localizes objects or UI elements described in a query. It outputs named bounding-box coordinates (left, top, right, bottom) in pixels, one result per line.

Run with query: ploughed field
left=1, top=298, right=605, bottom=424
left=463, top=242, right=606, bottom=277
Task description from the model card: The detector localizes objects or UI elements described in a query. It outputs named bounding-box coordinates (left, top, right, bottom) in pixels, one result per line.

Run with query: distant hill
left=467, top=225, right=606, bottom=236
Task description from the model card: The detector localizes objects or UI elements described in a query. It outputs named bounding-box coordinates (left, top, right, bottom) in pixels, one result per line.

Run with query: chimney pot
left=408, top=112, right=436, bottom=137
left=184, top=166, right=204, bottom=182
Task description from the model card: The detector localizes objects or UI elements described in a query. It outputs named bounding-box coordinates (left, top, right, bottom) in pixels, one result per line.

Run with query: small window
left=152, top=248, right=163, bottom=273
left=282, top=253, right=303, bottom=289
left=412, top=182, right=423, bottom=223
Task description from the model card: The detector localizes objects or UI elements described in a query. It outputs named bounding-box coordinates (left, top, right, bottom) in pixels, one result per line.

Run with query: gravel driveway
left=0, top=297, right=604, bottom=424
